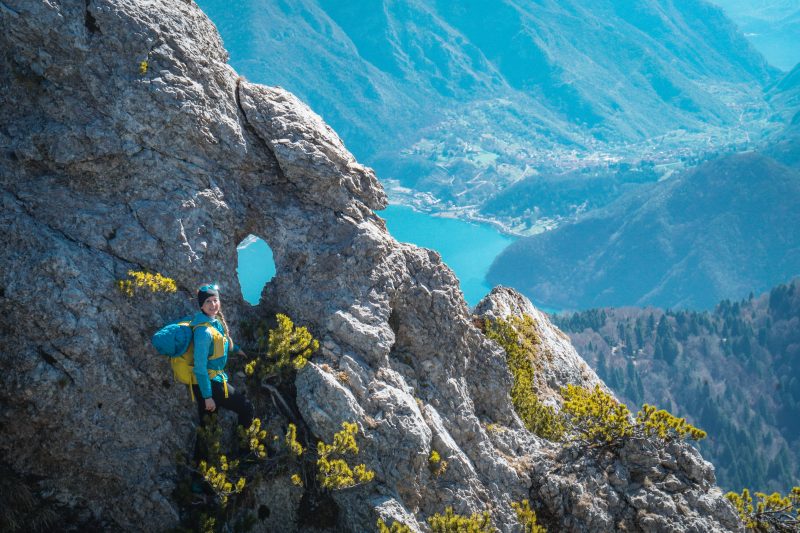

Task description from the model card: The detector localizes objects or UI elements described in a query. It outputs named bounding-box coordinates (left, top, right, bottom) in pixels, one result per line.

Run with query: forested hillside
left=554, top=279, right=800, bottom=492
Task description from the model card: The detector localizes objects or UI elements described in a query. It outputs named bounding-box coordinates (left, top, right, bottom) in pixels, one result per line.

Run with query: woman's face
left=201, top=295, right=221, bottom=317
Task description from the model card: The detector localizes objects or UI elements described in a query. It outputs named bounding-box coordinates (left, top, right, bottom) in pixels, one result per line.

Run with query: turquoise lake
left=380, top=206, right=516, bottom=306
left=236, top=206, right=515, bottom=307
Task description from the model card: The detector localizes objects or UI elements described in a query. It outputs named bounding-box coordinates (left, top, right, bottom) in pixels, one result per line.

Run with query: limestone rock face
left=474, top=286, right=606, bottom=406
left=1, top=0, right=739, bottom=531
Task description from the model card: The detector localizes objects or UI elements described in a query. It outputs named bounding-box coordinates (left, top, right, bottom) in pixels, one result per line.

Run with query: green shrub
left=560, top=384, right=706, bottom=448
left=428, top=449, right=448, bottom=478
left=238, top=417, right=269, bottom=459
left=195, top=416, right=246, bottom=508
left=511, top=499, right=547, bottom=533
left=427, top=506, right=495, bottom=533
left=285, top=423, right=304, bottom=457
left=560, top=384, right=633, bottom=446
left=245, top=314, right=318, bottom=382
left=316, top=422, right=375, bottom=490
left=197, top=456, right=246, bottom=508
left=484, top=316, right=564, bottom=440
left=484, top=314, right=706, bottom=451
left=636, top=404, right=707, bottom=441
left=726, top=487, right=800, bottom=532
left=377, top=517, right=412, bottom=532
left=117, top=270, right=176, bottom=297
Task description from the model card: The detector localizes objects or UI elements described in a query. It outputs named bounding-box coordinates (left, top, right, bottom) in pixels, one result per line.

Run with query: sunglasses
left=199, top=284, right=220, bottom=292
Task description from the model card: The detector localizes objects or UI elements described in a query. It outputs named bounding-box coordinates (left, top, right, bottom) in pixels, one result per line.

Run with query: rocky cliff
left=1, top=1, right=741, bottom=531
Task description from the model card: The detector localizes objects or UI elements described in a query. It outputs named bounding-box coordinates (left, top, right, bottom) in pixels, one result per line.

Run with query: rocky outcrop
left=474, top=286, right=606, bottom=406
left=1, top=0, right=740, bottom=531
left=474, top=288, right=742, bottom=532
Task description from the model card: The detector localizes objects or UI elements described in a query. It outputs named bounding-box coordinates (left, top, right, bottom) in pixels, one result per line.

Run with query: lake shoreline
left=383, top=184, right=557, bottom=238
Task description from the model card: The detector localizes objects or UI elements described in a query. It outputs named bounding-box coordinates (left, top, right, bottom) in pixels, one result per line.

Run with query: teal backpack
left=152, top=317, right=229, bottom=400
left=151, top=318, right=193, bottom=357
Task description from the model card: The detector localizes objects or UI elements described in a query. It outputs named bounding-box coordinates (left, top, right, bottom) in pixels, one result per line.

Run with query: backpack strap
left=190, top=322, right=230, bottom=400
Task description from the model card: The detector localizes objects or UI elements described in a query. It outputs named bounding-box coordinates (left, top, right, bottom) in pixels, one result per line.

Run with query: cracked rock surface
left=1, top=0, right=740, bottom=531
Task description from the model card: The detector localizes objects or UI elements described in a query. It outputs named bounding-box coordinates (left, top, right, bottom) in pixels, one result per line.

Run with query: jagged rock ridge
left=1, top=0, right=741, bottom=531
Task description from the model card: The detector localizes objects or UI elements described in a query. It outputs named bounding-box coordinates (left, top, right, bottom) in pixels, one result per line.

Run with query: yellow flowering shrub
left=726, top=487, right=800, bottom=532
left=377, top=518, right=412, bottom=532
left=560, top=384, right=706, bottom=448
left=316, top=422, right=375, bottom=490
left=139, top=60, right=148, bottom=75
left=117, top=270, right=176, bottom=297
left=484, top=316, right=564, bottom=440
left=427, top=507, right=495, bottom=533
left=512, top=500, right=547, bottom=533
left=237, top=417, right=268, bottom=459
left=428, top=449, right=448, bottom=478
left=635, top=404, right=707, bottom=441
left=245, top=314, right=318, bottom=382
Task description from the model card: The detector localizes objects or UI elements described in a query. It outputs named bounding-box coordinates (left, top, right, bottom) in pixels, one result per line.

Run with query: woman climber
left=190, top=283, right=254, bottom=447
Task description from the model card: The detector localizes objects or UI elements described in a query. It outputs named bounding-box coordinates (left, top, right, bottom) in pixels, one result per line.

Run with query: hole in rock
left=236, top=235, right=276, bottom=306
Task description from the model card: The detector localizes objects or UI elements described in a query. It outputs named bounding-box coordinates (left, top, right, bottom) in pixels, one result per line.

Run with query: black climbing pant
left=192, top=380, right=255, bottom=462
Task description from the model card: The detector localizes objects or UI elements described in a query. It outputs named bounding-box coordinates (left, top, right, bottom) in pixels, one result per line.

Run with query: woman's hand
left=204, top=398, right=216, bottom=412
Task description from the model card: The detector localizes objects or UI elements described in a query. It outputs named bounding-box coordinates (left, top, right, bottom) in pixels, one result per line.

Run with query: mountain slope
left=764, top=63, right=800, bottom=167
left=487, top=151, right=800, bottom=310
left=554, top=278, right=800, bottom=493
left=198, top=0, right=776, bottom=208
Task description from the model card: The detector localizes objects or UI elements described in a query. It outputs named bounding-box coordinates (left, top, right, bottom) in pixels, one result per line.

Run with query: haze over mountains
left=488, top=63, right=800, bottom=310
left=199, top=0, right=777, bottom=213
left=712, top=0, right=800, bottom=71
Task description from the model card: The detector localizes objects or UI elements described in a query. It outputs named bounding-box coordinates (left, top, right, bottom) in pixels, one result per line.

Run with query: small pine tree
left=377, top=518, right=412, bottom=533
left=511, top=499, right=547, bottom=533
left=316, top=422, right=375, bottom=490
left=726, top=487, right=800, bottom=532
left=244, top=314, right=318, bottom=382
left=117, top=270, right=176, bottom=297
left=560, top=385, right=706, bottom=448
left=427, top=507, right=495, bottom=533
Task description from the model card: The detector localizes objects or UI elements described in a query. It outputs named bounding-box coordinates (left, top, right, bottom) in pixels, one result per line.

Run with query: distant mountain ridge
left=198, top=0, right=777, bottom=209
left=487, top=149, right=800, bottom=310
left=711, top=0, right=800, bottom=71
